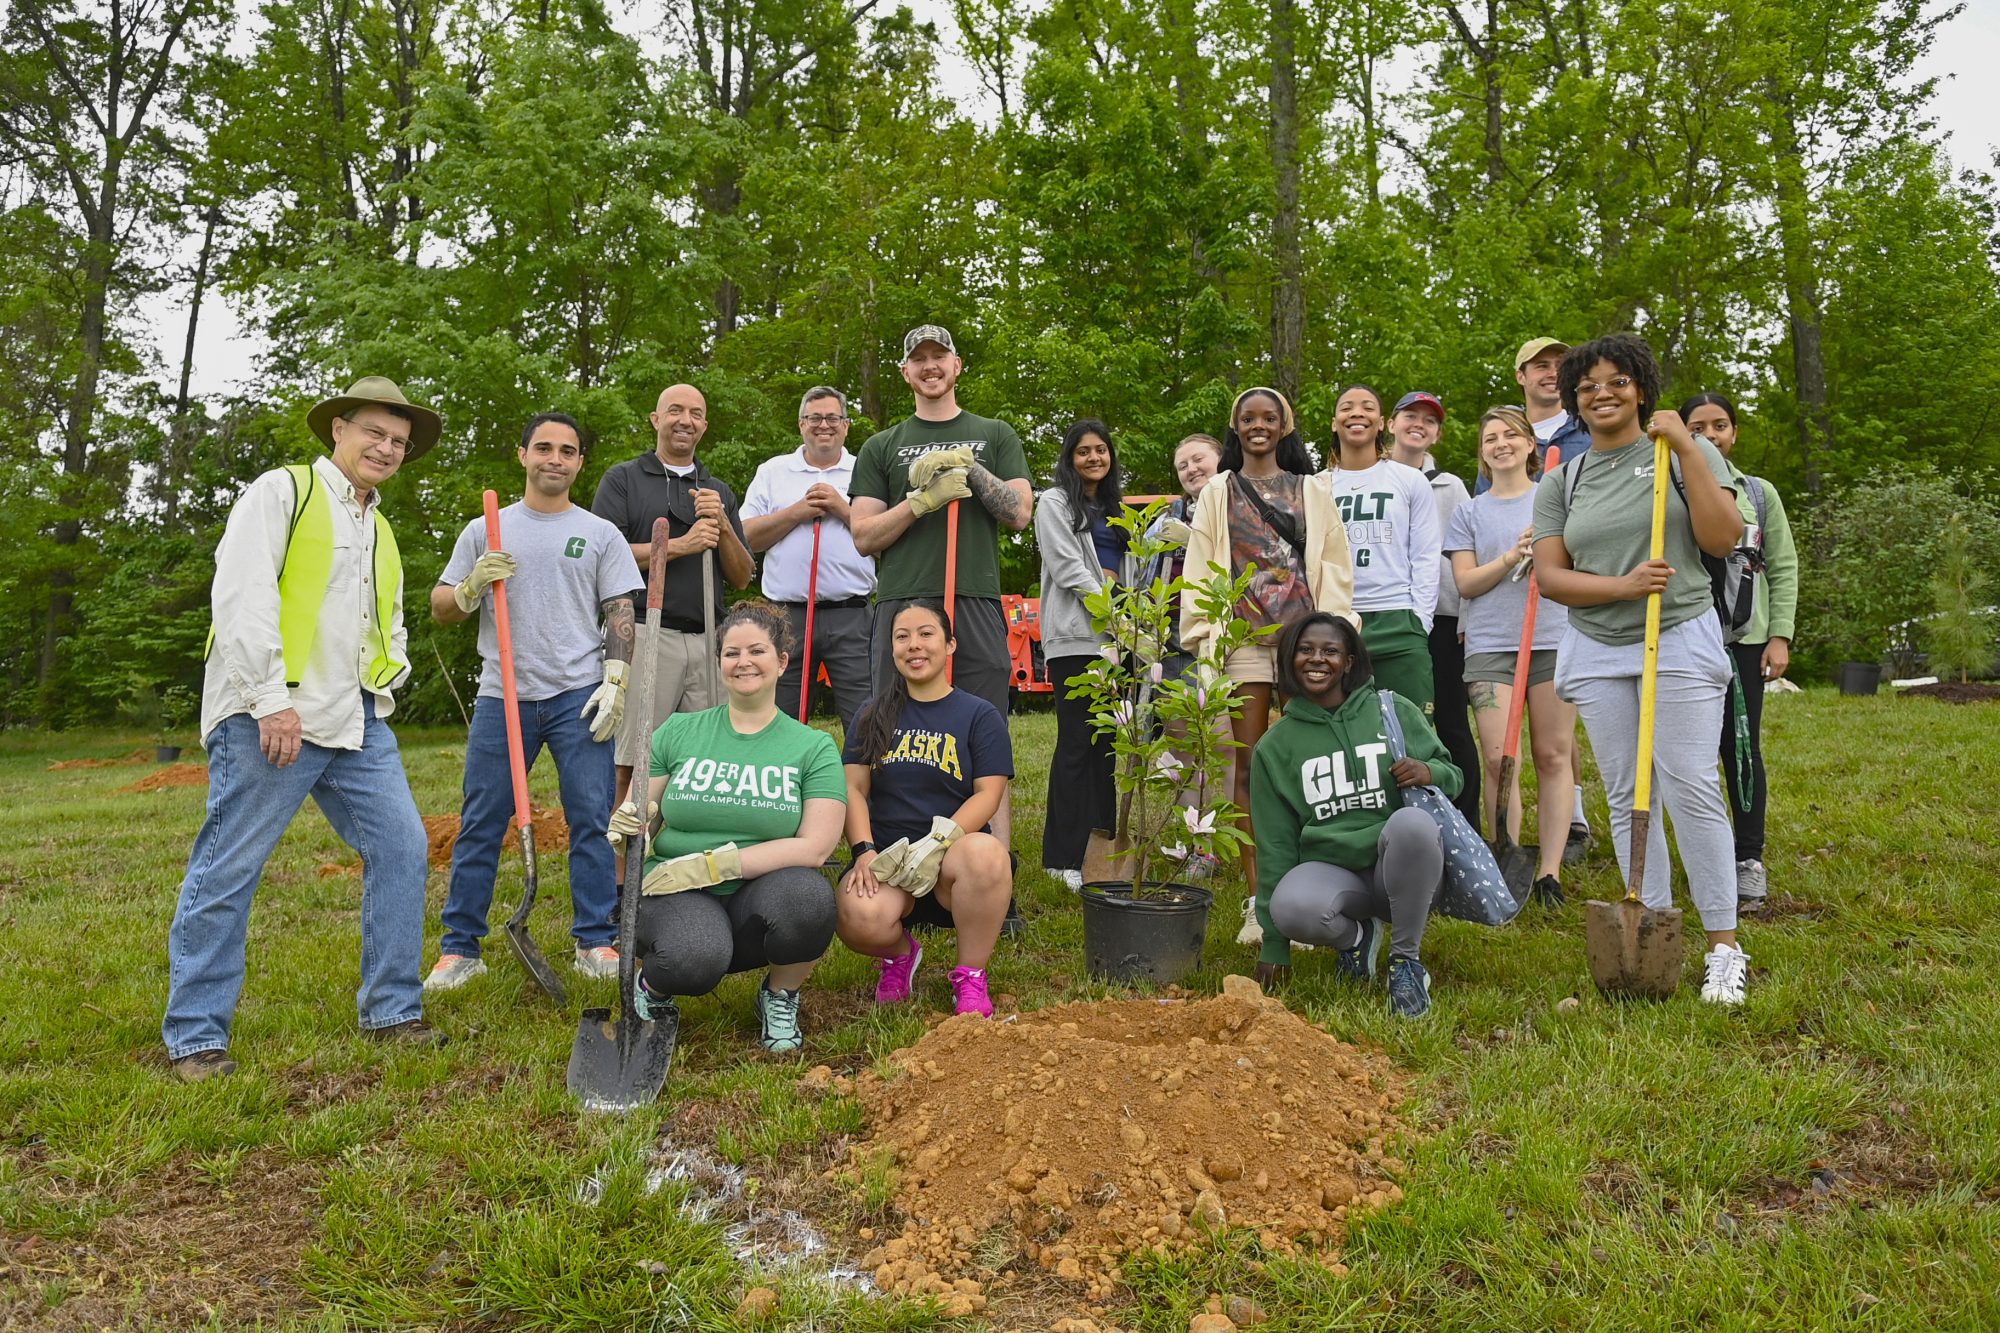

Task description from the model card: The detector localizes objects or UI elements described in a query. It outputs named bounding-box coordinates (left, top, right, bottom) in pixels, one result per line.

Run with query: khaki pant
left=616, top=626, right=715, bottom=765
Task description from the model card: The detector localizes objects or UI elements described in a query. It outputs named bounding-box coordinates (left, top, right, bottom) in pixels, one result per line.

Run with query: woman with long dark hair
left=1679, top=391, right=1798, bottom=914
left=1533, top=334, right=1752, bottom=1003
left=1248, top=612, right=1461, bottom=1016
left=1036, top=418, right=1131, bottom=888
left=1182, top=387, right=1353, bottom=919
left=835, top=602, right=1014, bottom=1017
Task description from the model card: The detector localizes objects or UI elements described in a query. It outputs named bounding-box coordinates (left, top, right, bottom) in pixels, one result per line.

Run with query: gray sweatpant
left=1554, top=616, right=1737, bottom=932
left=1268, top=806, right=1443, bottom=961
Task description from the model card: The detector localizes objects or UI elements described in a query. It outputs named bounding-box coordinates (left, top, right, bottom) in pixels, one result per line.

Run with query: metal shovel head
left=503, top=823, right=568, bottom=1006
left=567, top=1000, right=679, bottom=1113
left=1585, top=897, right=1686, bottom=999
left=1490, top=756, right=1536, bottom=902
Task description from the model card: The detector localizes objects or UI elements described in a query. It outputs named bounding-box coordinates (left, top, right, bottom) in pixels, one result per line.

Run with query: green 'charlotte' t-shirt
left=1532, top=435, right=1739, bottom=646
left=850, top=410, right=1031, bottom=601
left=645, top=706, right=846, bottom=893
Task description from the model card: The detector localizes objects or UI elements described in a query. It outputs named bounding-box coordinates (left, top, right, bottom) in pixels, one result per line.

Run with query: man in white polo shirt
left=742, top=385, right=877, bottom=727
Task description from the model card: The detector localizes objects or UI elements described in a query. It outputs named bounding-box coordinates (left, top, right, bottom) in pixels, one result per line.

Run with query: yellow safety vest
left=206, top=464, right=407, bottom=690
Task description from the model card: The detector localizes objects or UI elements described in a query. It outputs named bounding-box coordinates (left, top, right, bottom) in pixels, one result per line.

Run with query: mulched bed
left=1901, top=681, right=2000, bottom=704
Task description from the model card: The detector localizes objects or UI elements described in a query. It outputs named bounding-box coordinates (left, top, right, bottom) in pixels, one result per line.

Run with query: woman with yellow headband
left=1181, top=387, right=1354, bottom=923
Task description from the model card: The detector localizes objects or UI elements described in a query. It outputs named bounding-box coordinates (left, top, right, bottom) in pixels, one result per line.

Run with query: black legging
left=634, top=865, right=835, bottom=997
left=1042, top=653, right=1115, bottom=871
left=1720, top=638, right=1767, bottom=861
left=1429, top=615, right=1483, bottom=835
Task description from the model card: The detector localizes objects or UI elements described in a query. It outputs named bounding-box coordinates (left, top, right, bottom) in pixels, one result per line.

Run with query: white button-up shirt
left=741, top=445, right=877, bottom=603
left=200, top=455, right=408, bottom=749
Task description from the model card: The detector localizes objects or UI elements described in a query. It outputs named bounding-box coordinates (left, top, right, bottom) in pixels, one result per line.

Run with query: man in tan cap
left=163, top=376, right=443, bottom=1082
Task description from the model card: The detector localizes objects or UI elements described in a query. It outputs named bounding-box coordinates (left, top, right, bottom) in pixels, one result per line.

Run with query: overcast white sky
left=151, top=0, right=2000, bottom=401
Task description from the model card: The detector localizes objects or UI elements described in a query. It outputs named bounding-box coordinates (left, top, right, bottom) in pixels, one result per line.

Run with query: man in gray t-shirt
left=425, top=413, right=645, bottom=991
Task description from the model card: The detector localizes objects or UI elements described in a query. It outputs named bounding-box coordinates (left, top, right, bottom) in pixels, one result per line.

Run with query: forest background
left=3, top=0, right=1998, bottom=731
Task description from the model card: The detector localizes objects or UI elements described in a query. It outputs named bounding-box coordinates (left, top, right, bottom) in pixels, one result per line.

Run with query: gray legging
left=1268, top=806, right=1443, bottom=962
left=633, top=865, right=835, bottom=997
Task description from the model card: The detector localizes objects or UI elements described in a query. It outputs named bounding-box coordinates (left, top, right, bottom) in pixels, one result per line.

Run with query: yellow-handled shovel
left=1585, top=435, right=1687, bottom=998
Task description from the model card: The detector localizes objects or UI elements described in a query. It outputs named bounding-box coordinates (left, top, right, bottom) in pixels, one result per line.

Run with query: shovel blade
left=1495, top=841, right=1537, bottom=902
left=1584, top=897, right=1685, bottom=998
left=503, top=912, right=568, bottom=1007
left=566, top=1003, right=679, bottom=1113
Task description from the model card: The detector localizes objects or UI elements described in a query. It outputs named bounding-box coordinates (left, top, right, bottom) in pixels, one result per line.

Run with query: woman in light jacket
left=1037, top=418, right=1133, bottom=889
left=1181, top=386, right=1354, bottom=902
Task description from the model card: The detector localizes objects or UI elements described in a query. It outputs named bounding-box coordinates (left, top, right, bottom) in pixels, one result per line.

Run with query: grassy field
left=2, top=689, right=1998, bottom=1331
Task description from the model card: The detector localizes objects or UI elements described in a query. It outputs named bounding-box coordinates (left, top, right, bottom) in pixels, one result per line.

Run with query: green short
left=1464, top=649, right=1558, bottom=689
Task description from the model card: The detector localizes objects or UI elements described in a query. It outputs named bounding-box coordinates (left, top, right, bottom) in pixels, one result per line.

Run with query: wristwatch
left=849, top=841, right=877, bottom=858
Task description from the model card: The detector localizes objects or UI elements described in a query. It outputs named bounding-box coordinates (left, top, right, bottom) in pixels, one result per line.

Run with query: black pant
left=634, top=865, right=835, bottom=997
left=1720, top=639, right=1767, bottom=861
left=1428, top=615, right=1482, bottom=836
left=1042, top=653, right=1115, bottom=870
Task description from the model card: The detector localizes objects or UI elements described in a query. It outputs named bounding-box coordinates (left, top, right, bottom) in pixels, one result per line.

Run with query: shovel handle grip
left=484, top=492, right=532, bottom=831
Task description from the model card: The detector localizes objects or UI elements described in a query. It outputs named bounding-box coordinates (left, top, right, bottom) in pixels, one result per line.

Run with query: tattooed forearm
left=602, top=596, right=637, bottom=665
left=966, top=465, right=1025, bottom=528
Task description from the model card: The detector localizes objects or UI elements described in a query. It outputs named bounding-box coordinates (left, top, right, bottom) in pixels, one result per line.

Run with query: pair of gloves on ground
left=454, top=549, right=627, bottom=743
left=867, top=816, right=964, bottom=897
left=906, top=446, right=977, bottom=517
left=605, top=801, right=742, bottom=895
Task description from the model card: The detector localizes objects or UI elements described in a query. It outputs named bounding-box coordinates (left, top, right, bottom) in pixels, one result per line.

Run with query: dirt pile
left=421, top=807, right=571, bottom=868
left=123, top=762, right=209, bottom=792
left=50, top=747, right=153, bottom=770
left=840, top=978, right=1408, bottom=1306
left=1903, top=681, right=2000, bottom=704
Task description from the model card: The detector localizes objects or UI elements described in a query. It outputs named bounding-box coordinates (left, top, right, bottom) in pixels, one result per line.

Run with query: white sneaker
left=1054, top=869, right=1083, bottom=892
left=423, top=953, right=487, bottom=992
left=1700, top=943, right=1750, bottom=1005
left=573, top=945, right=620, bottom=978
left=1235, top=895, right=1263, bottom=947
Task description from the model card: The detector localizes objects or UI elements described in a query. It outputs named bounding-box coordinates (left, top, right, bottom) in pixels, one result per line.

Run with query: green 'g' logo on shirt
left=564, top=537, right=586, bottom=558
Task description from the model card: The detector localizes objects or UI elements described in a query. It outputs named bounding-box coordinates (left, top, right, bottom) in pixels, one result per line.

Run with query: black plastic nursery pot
left=1837, top=661, right=1882, bottom=696
left=154, top=745, right=183, bottom=763
left=1080, top=880, right=1213, bottom=985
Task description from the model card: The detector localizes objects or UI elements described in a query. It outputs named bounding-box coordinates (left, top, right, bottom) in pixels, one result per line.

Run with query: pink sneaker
left=949, top=966, right=993, bottom=1017
left=874, top=931, right=923, bottom=1004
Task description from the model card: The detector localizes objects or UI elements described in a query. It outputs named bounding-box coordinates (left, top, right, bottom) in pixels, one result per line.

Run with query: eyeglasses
left=344, top=420, right=411, bottom=452
left=1576, top=376, right=1637, bottom=397
left=800, top=413, right=848, bottom=426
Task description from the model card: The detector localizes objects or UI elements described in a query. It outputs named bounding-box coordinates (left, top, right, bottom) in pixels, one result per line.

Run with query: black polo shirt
left=590, top=451, right=748, bottom=632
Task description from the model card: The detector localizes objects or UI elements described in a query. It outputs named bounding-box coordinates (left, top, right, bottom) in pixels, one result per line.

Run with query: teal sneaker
left=1334, top=917, right=1385, bottom=983
left=756, top=982, right=804, bottom=1053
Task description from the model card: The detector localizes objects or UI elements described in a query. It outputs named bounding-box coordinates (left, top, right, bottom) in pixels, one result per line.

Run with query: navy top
left=843, top=689, right=1015, bottom=844
left=1089, top=505, right=1129, bottom=576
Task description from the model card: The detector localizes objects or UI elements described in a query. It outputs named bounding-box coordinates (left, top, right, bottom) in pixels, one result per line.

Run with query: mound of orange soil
left=841, top=978, right=1409, bottom=1307
left=123, top=763, right=209, bottom=792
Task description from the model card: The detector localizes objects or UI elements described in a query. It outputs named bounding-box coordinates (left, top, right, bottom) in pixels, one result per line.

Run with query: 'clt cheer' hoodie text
left=1248, top=684, right=1462, bottom=966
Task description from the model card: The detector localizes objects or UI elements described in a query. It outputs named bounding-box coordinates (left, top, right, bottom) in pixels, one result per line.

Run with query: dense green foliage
left=3, top=0, right=1998, bottom=723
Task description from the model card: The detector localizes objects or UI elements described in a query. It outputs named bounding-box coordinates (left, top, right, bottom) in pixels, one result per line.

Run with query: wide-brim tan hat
left=306, top=376, right=443, bottom=462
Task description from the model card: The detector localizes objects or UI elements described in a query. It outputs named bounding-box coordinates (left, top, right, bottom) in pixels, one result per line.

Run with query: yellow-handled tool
left=1585, top=434, right=1687, bottom=998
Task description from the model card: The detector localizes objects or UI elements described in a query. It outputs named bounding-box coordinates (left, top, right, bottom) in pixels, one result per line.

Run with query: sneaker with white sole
left=756, top=982, right=805, bottom=1053
left=1700, top=942, right=1750, bottom=1005
left=949, top=965, right=994, bottom=1017
left=1334, top=918, right=1385, bottom=983
left=874, top=930, right=923, bottom=1004
left=423, top=953, right=487, bottom=992
left=1235, top=894, right=1263, bottom=946
left=573, top=945, right=619, bottom=978
left=1386, top=957, right=1432, bottom=1018
left=1736, top=859, right=1768, bottom=913
left=1053, top=868, right=1084, bottom=892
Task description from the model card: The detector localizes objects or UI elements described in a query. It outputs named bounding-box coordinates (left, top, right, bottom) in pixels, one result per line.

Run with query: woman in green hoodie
left=1249, top=611, right=1462, bottom=1017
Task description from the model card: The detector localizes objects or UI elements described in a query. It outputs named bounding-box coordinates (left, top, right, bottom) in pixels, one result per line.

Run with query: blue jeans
left=163, top=696, right=428, bottom=1060
left=439, top=686, right=617, bottom=958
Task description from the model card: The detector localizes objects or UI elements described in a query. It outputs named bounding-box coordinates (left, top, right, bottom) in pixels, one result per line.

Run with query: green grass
left=2, top=691, right=1997, bottom=1329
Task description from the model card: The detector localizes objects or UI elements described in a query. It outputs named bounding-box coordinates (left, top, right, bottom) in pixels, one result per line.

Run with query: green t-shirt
left=850, top=410, right=1031, bottom=601
left=1532, top=435, right=1739, bottom=646
left=645, top=706, right=846, bottom=893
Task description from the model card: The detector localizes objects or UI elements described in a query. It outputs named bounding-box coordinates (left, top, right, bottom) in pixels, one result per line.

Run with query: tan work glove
left=453, top=549, right=518, bottom=613
left=641, top=843, right=743, bottom=896
left=909, top=446, right=978, bottom=488
left=867, top=837, right=916, bottom=886
left=881, top=816, right=964, bottom=897
left=579, top=659, right=628, bottom=743
left=908, top=468, right=971, bottom=518
left=606, top=799, right=657, bottom=852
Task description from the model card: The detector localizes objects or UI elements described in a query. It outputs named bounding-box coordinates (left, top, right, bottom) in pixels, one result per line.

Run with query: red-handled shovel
left=486, top=491, right=567, bottom=1006
left=798, top=519, right=822, bottom=717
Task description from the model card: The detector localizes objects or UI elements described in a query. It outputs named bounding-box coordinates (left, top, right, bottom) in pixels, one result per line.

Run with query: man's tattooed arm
left=966, top=465, right=1031, bottom=530
left=602, top=595, right=637, bottom=665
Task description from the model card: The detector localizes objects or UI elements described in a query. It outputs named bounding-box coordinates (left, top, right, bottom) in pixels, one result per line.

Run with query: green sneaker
left=756, top=983, right=804, bottom=1054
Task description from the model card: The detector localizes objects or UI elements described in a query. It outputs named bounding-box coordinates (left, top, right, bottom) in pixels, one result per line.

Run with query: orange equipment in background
left=1003, top=594, right=1054, bottom=694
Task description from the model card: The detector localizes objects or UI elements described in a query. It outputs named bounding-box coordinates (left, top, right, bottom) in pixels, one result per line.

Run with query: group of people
left=160, top=324, right=1796, bottom=1082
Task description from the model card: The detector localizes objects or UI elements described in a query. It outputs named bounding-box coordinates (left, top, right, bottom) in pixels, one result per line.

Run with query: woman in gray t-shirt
left=1530, top=334, right=1755, bottom=1006
left=1446, top=406, right=1576, bottom=901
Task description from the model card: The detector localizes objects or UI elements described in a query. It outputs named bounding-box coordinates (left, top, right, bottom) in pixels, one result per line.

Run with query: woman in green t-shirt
left=607, top=602, right=846, bottom=1052
left=1531, top=334, right=1753, bottom=1005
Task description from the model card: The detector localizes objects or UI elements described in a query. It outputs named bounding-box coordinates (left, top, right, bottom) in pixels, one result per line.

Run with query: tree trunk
left=164, top=203, right=222, bottom=528
left=1267, top=0, right=1302, bottom=403
left=1769, top=92, right=1830, bottom=496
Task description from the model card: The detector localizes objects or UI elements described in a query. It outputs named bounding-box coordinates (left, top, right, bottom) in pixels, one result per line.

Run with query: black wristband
left=849, top=841, right=876, bottom=858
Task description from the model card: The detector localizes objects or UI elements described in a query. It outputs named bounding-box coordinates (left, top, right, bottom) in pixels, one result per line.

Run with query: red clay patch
left=122, top=763, right=210, bottom=792
left=49, top=748, right=153, bottom=770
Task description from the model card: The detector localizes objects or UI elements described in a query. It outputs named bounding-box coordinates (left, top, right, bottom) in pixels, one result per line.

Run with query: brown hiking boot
left=366, top=1018, right=447, bottom=1047
left=171, top=1049, right=237, bottom=1083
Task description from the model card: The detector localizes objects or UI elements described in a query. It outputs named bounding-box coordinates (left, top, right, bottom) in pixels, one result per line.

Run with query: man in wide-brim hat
left=163, top=376, right=446, bottom=1082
